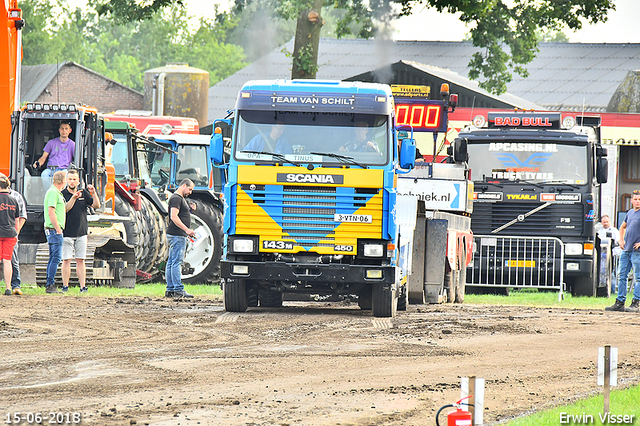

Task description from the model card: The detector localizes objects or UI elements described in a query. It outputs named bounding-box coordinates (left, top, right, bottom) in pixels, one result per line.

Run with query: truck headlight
left=363, top=244, right=384, bottom=257
left=233, top=239, right=254, bottom=253
left=565, top=243, right=582, bottom=255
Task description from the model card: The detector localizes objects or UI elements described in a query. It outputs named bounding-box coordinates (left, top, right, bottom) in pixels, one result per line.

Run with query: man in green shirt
left=43, top=170, right=67, bottom=293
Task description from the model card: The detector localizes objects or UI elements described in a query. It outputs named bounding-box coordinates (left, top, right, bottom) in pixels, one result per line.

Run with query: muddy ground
left=1, top=295, right=639, bottom=425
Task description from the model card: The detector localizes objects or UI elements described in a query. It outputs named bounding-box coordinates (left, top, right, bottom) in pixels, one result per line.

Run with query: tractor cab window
left=177, top=145, right=210, bottom=188
left=22, top=118, right=78, bottom=206
left=106, top=133, right=130, bottom=178
left=149, top=144, right=172, bottom=187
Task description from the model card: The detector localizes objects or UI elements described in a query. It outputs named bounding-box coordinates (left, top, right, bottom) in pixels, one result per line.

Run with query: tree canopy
left=21, top=0, right=247, bottom=92
left=30, top=0, right=616, bottom=95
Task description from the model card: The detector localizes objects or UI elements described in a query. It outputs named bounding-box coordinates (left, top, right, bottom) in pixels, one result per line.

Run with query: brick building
left=21, top=61, right=143, bottom=113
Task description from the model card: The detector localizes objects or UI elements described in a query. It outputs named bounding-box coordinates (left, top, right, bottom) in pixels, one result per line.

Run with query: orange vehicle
left=1, top=0, right=23, bottom=176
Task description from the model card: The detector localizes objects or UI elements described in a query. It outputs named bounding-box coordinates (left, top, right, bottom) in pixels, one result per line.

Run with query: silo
left=144, top=63, right=209, bottom=127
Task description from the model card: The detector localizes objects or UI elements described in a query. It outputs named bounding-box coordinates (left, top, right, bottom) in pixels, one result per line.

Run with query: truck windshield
left=233, top=110, right=389, bottom=166
left=467, top=142, right=589, bottom=185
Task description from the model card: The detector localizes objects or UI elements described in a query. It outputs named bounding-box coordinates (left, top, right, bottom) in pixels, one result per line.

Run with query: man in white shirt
left=597, top=215, right=621, bottom=292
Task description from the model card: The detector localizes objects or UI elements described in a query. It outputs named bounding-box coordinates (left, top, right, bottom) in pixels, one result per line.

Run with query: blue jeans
left=41, top=167, right=67, bottom=191
left=166, top=235, right=187, bottom=292
left=45, top=230, right=63, bottom=287
left=616, top=250, right=640, bottom=302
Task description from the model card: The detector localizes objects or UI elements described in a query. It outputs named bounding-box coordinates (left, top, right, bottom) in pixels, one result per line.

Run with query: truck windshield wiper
left=481, top=176, right=503, bottom=188
left=243, top=150, right=301, bottom=167
left=309, top=152, right=368, bottom=169
left=514, top=178, right=544, bottom=189
left=542, top=180, right=580, bottom=189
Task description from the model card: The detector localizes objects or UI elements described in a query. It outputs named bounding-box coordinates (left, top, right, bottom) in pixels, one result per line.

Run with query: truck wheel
left=115, top=193, right=143, bottom=270
left=223, top=278, right=248, bottom=312
left=397, top=284, right=408, bottom=311
left=259, top=288, right=283, bottom=308
left=182, top=199, right=223, bottom=284
left=444, top=271, right=457, bottom=303
left=358, top=287, right=372, bottom=310
left=372, top=282, right=396, bottom=318
left=455, top=268, right=466, bottom=303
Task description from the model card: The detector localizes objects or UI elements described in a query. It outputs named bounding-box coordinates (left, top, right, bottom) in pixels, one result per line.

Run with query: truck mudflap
left=221, top=260, right=395, bottom=286
left=35, top=235, right=137, bottom=288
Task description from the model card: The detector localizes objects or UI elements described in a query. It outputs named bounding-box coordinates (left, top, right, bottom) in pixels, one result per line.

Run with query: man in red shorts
left=0, top=174, right=21, bottom=295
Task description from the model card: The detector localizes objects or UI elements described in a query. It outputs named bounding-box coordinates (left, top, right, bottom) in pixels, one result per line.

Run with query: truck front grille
left=472, top=202, right=584, bottom=236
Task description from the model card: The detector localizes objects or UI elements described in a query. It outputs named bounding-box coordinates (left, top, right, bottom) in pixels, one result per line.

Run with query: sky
left=180, top=0, right=640, bottom=44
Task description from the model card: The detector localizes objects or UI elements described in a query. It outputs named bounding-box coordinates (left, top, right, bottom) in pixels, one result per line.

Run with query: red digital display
left=394, top=101, right=446, bottom=132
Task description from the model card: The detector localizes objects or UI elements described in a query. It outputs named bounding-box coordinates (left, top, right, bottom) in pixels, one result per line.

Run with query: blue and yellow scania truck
left=210, top=80, right=468, bottom=317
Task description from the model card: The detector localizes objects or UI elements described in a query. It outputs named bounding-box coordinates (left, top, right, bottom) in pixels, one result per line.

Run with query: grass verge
left=465, top=288, right=622, bottom=310
left=503, top=384, right=640, bottom=425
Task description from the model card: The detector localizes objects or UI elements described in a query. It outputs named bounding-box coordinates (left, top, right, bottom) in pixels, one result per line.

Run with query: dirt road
left=1, top=296, right=639, bottom=425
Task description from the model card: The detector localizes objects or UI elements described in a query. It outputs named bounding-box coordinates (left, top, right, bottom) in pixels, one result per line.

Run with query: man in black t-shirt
left=61, top=169, right=100, bottom=293
left=0, top=174, right=20, bottom=296
left=166, top=178, right=196, bottom=299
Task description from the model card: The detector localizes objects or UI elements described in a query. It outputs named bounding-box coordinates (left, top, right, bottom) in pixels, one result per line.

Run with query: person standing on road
left=606, top=191, right=640, bottom=312
left=61, top=169, right=100, bottom=294
left=598, top=214, right=622, bottom=291
left=0, top=174, right=21, bottom=296
left=166, top=178, right=196, bottom=299
left=7, top=181, right=27, bottom=295
left=43, top=170, right=67, bottom=294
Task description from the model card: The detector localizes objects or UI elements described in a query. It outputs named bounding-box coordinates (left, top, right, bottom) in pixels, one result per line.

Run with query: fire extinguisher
left=435, top=396, right=473, bottom=426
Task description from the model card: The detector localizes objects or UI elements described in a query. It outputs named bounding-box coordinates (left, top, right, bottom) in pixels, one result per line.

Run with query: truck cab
left=460, top=112, right=608, bottom=296
left=213, top=79, right=417, bottom=317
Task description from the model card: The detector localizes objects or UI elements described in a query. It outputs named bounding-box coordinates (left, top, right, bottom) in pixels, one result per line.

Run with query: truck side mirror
left=453, top=138, right=468, bottom=163
left=597, top=157, right=608, bottom=184
left=399, top=138, right=416, bottom=170
left=210, top=129, right=224, bottom=165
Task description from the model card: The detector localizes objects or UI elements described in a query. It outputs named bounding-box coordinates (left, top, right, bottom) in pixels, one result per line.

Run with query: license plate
left=263, top=240, right=294, bottom=250
left=505, top=260, right=536, bottom=268
left=334, top=214, right=372, bottom=223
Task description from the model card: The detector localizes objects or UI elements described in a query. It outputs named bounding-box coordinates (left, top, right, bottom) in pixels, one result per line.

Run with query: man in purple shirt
left=33, top=121, right=75, bottom=189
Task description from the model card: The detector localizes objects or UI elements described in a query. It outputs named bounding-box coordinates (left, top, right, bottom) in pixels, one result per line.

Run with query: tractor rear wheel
left=182, top=199, right=223, bottom=284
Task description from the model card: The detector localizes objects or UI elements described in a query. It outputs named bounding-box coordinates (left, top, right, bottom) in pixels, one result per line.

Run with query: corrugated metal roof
left=208, top=39, right=640, bottom=123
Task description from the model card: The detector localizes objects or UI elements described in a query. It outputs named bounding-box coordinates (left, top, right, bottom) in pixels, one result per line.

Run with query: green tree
left=92, top=0, right=615, bottom=94
left=20, top=0, right=247, bottom=92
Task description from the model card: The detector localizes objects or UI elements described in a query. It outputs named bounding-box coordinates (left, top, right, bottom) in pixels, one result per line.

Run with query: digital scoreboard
left=394, top=100, right=447, bottom=132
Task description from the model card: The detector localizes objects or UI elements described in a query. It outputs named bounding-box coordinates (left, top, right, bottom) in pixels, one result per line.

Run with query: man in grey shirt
left=8, top=186, right=27, bottom=295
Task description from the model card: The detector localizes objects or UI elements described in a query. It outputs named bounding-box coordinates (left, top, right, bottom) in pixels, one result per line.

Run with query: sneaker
left=4, top=289, right=11, bottom=296
left=12, top=288, right=22, bottom=295
left=165, top=290, right=174, bottom=298
left=605, top=299, right=626, bottom=312
left=625, top=298, right=640, bottom=313
left=45, top=285, right=62, bottom=294
left=79, top=287, right=88, bottom=294
left=172, top=290, right=194, bottom=299
left=61, top=286, right=69, bottom=292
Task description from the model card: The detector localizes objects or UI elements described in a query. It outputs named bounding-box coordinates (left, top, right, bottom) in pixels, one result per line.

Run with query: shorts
left=0, top=237, right=17, bottom=261
left=62, top=235, right=88, bottom=260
